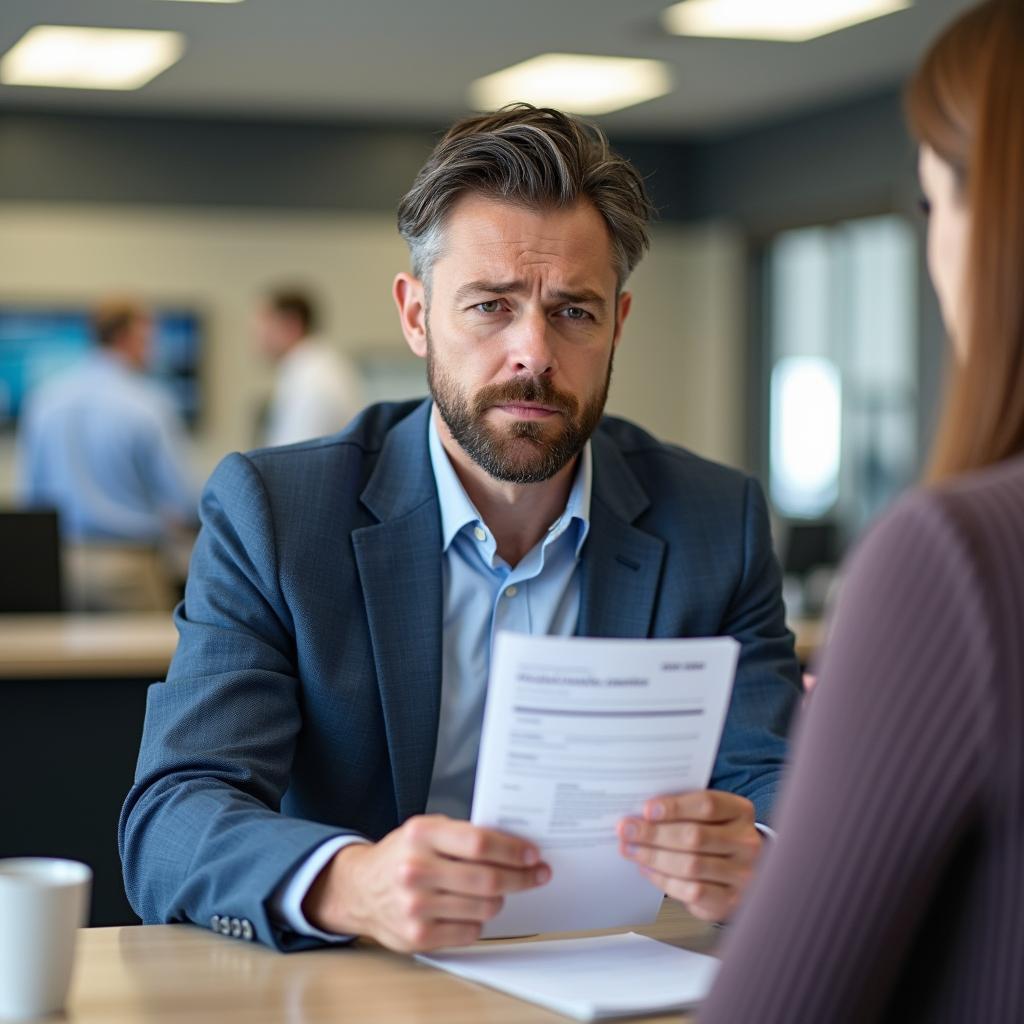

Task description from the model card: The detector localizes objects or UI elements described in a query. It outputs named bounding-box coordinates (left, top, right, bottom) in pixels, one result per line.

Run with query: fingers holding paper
left=617, top=790, right=762, bottom=923
left=303, top=815, right=551, bottom=953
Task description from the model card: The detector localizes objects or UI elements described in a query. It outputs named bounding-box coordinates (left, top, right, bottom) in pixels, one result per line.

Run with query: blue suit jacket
left=120, top=400, right=800, bottom=950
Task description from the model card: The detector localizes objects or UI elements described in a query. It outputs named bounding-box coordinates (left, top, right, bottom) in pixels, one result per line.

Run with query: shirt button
left=505, top=585, right=518, bottom=598
left=473, top=526, right=487, bottom=542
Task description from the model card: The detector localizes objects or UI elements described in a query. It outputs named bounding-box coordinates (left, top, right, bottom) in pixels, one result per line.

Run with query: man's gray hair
left=397, top=104, right=655, bottom=287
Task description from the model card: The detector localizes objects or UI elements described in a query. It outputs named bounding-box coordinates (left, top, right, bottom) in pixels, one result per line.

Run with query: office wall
left=0, top=107, right=694, bottom=221
left=0, top=202, right=747, bottom=498
left=678, top=87, right=916, bottom=228
left=1, top=88, right=913, bottom=226
left=615, top=222, right=745, bottom=467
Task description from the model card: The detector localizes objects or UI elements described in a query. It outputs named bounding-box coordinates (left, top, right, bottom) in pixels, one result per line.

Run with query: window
left=767, top=214, right=918, bottom=538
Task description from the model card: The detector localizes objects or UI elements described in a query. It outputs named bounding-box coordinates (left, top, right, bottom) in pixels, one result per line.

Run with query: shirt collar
left=427, top=407, right=592, bottom=557
left=91, top=349, right=133, bottom=377
left=278, top=336, right=318, bottom=371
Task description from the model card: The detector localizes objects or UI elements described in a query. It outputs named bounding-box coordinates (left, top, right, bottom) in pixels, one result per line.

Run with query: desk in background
left=0, top=614, right=177, bottom=927
left=0, top=614, right=819, bottom=679
left=0, top=613, right=178, bottom=679
left=1, top=613, right=822, bottom=928
left=790, top=617, right=824, bottom=667
left=67, top=899, right=714, bottom=1023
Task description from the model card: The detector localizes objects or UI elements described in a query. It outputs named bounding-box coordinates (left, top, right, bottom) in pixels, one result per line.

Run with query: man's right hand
left=302, top=815, right=551, bottom=952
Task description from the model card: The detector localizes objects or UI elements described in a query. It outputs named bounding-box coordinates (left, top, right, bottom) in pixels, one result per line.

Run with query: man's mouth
left=493, top=402, right=562, bottom=420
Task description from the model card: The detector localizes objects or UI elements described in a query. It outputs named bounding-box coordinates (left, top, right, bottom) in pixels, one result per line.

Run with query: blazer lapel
left=578, top=429, right=666, bottom=639
left=351, top=406, right=668, bottom=816
left=352, top=402, right=443, bottom=822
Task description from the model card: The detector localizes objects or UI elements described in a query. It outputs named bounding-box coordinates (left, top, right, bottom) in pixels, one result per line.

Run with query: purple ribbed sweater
left=699, top=455, right=1024, bottom=1023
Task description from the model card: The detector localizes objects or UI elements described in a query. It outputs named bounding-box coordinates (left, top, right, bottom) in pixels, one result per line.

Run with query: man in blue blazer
left=120, top=105, right=800, bottom=953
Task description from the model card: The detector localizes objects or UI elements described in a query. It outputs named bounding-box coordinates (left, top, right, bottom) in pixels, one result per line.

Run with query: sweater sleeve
left=698, top=491, right=994, bottom=1024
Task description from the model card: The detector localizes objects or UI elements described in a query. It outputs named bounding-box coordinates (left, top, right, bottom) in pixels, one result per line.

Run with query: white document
left=417, top=932, right=720, bottom=1022
left=471, top=632, right=738, bottom=938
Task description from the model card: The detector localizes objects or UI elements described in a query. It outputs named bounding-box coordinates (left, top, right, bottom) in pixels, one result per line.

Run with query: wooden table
left=0, top=613, right=178, bottom=679
left=66, top=902, right=717, bottom=1023
left=789, top=617, right=824, bottom=666
left=0, top=612, right=822, bottom=680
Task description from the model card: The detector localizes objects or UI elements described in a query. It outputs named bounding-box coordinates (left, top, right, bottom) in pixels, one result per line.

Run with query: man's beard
left=427, top=331, right=613, bottom=485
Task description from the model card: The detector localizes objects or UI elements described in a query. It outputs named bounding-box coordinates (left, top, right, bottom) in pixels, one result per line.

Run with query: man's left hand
left=617, top=790, right=762, bottom=923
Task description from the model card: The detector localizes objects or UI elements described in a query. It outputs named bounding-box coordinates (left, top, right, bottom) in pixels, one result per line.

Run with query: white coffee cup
left=0, top=859, right=92, bottom=1021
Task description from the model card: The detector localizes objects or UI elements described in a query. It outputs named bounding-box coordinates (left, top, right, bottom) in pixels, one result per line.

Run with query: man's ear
left=613, top=291, right=632, bottom=350
left=393, top=273, right=428, bottom=358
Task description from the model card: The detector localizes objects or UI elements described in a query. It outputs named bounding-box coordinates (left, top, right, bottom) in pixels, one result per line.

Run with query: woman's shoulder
left=930, top=451, right=1024, bottom=517
left=833, top=455, right=1024, bottom=688
left=886, top=454, right=1024, bottom=581
left=862, top=453, right=1024, bottom=569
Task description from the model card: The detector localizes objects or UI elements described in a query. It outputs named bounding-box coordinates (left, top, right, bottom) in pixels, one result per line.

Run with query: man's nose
left=508, top=309, right=556, bottom=377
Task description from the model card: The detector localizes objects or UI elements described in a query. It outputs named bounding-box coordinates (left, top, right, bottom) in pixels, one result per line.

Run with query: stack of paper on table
left=417, top=932, right=720, bottom=1021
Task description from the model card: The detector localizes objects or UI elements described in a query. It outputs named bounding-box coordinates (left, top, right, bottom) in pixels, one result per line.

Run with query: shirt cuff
left=268, top=835, right=371, bottom=943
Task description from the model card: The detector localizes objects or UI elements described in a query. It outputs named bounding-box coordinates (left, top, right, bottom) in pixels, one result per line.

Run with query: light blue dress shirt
left=18, top=351, right=197, bottom=542
left=274, top=408, right=592, bottom=939
left=424, top=411, right=592, bottom=817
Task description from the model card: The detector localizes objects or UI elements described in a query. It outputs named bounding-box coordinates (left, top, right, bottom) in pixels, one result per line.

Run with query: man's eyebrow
left=454, top=280, right=608, bottom=311
left=551, top=288, right=607, bottom=311
left=454, top=280, right=527, bottom=303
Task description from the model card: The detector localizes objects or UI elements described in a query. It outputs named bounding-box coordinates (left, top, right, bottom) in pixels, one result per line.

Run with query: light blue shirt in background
left=18, top=351, right=197, bottom=542
left=274, top=407, right=591, bottom=939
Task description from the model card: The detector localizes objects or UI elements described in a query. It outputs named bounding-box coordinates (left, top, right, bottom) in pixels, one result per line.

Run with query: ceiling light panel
left=469, top=54, right=672, bottom=116
left=662, top=0, right=912, bottom=42
left=0, top=25, right=185, bottom=90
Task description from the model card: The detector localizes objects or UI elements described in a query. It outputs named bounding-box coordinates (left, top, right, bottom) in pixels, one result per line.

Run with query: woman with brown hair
left=698, top=3, right=1024, bottom=1021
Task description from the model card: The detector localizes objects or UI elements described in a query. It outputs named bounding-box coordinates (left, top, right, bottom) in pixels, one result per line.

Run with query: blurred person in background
left=18, top=297, right=198, bottom=611
left=255, top=287, right=363, bottom=447
left=700, top=3, right=1024, bottom=1021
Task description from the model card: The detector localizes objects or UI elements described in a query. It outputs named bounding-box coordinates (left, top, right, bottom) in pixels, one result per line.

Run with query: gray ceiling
left=0, top=0, right=978, bottom=136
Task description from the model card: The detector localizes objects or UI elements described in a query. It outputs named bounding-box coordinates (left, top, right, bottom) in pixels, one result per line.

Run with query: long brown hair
left=906, top=0, right=1024, bottom=481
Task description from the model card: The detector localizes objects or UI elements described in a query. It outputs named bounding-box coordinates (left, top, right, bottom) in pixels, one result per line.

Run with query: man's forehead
left=437, top=193, right=616, bottom=286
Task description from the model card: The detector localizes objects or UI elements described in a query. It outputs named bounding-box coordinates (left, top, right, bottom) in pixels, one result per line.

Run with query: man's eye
left=475, top=300, right=503, bottom=314
left=560, top=306, right=590, bottom=320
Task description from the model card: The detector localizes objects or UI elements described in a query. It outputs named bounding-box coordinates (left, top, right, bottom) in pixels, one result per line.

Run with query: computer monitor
left=0, top=304, right=202, bottom=431
left=0, top=509, right=62, bottom=613
left=782, top=520, right=840, bottom=578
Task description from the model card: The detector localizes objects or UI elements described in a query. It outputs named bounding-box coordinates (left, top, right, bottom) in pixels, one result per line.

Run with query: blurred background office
left=255, top=286, right=363, bottom=447
left=17, top=295, right=197, bottom=610
left=0, top=0, right=978, bottom=923
left=0, top=0, right=977, bottom=617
